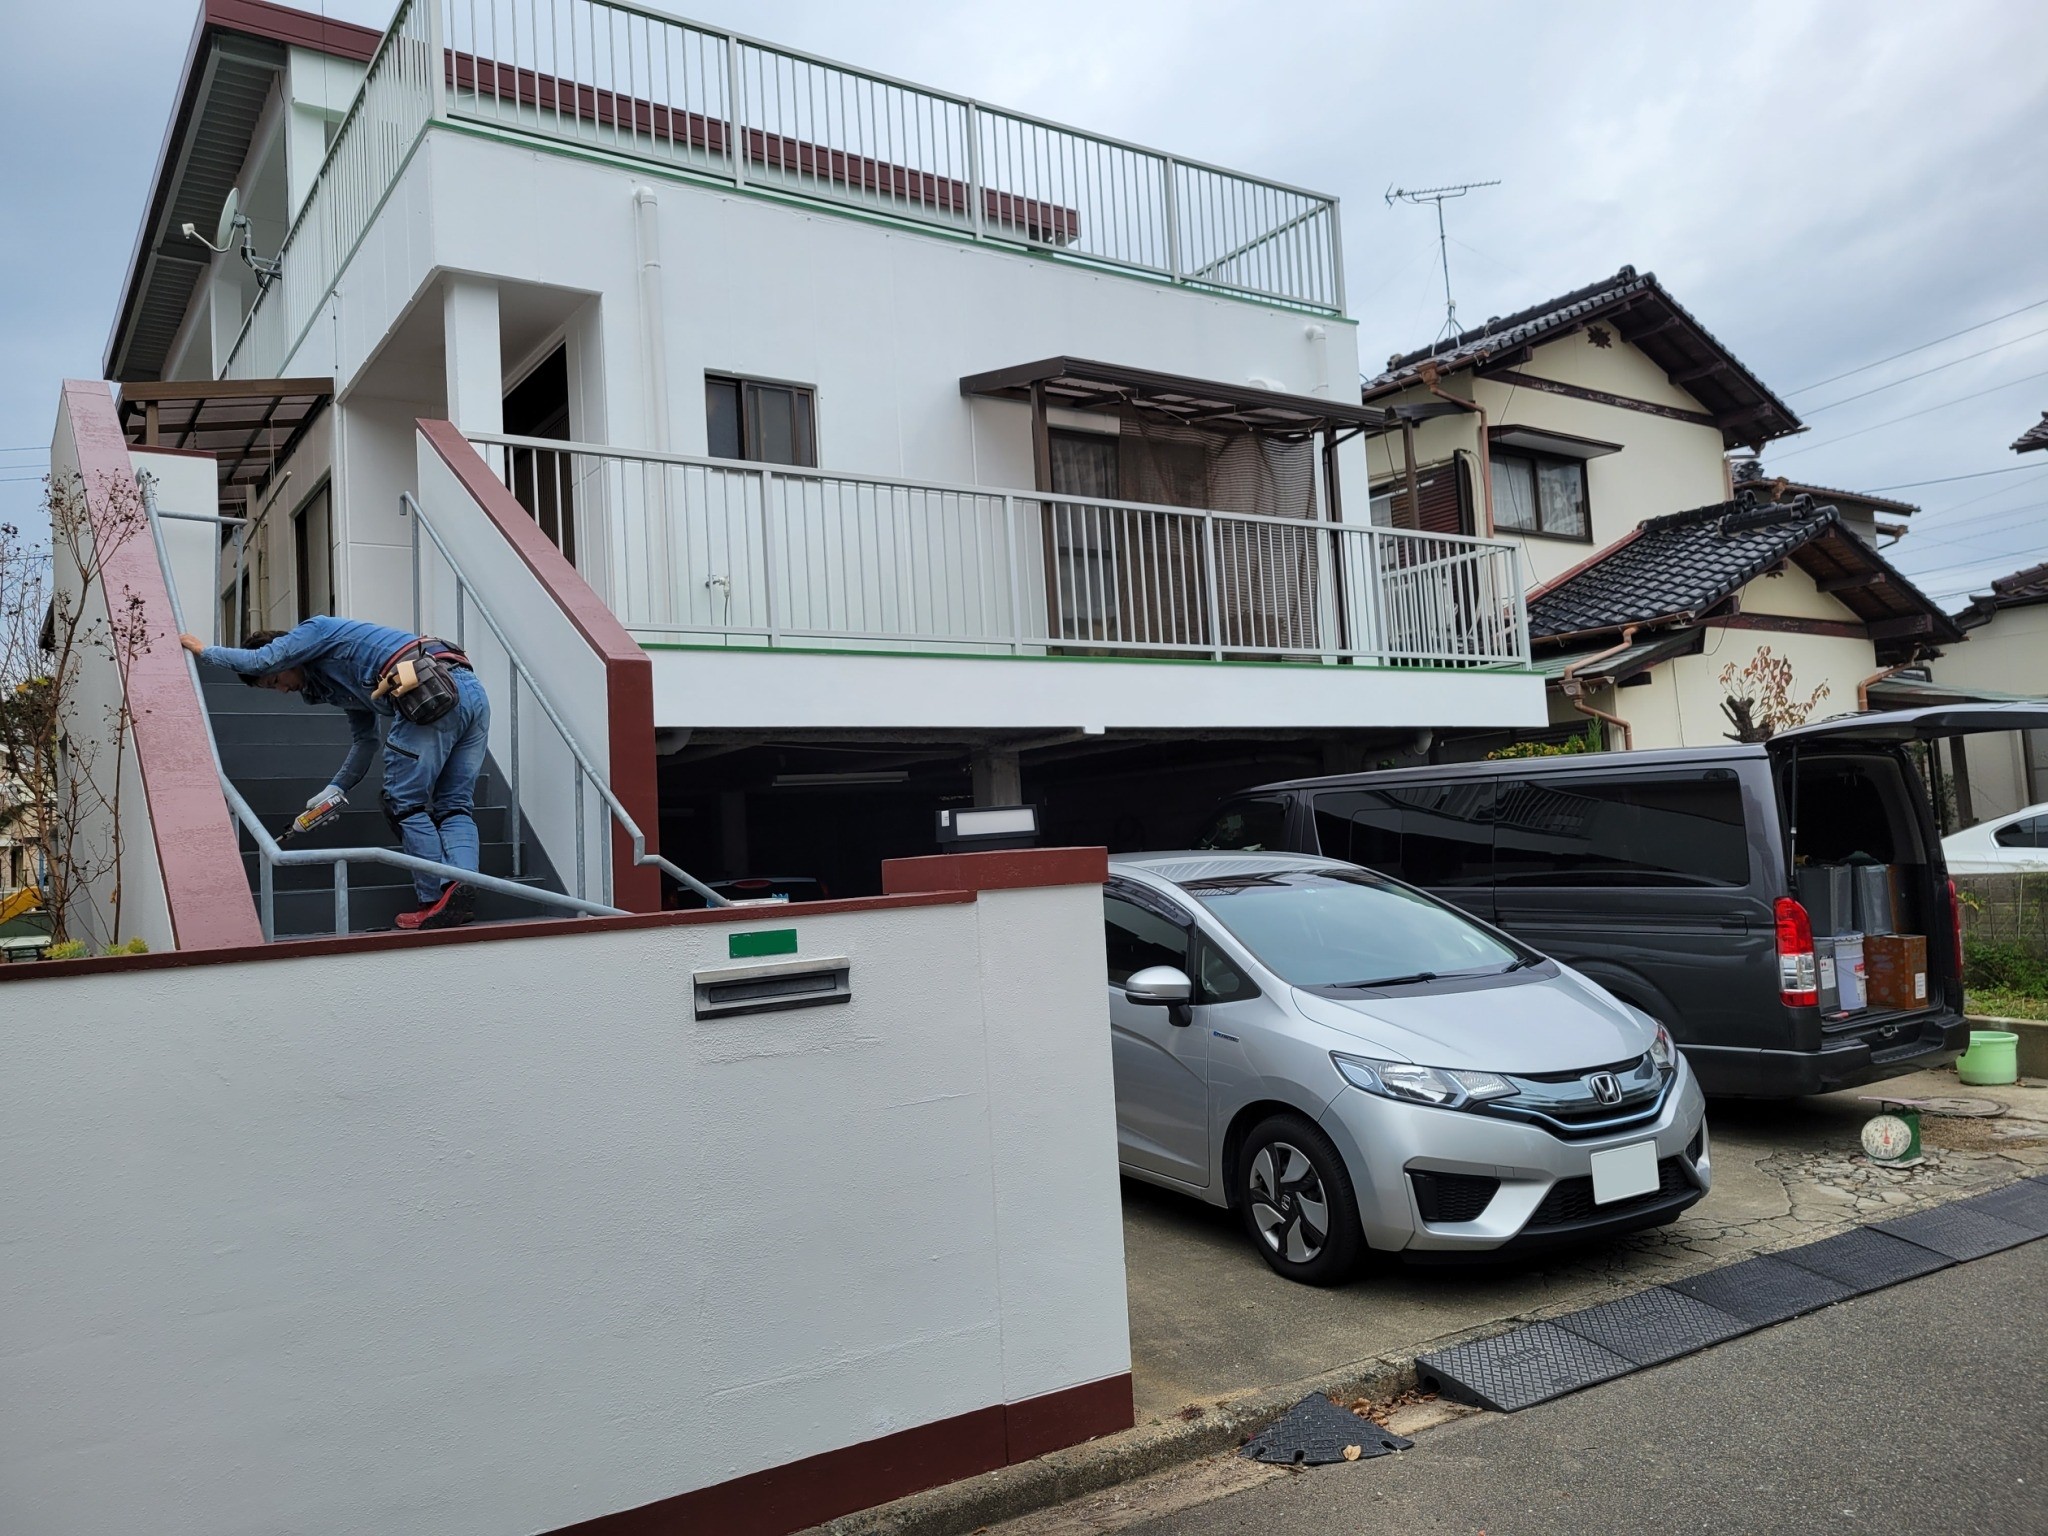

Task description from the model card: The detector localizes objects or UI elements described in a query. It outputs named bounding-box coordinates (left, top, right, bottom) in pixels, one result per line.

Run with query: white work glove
left=308, top=785, right=344, bottom=809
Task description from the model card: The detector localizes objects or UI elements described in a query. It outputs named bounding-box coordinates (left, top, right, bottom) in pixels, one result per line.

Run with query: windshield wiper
left=1337, top=971, right=1439, bottom=988
left=1500, top=956, right=1542, bottom=973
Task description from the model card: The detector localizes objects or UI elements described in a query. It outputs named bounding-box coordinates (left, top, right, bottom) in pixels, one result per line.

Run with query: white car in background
left=1943, top=804, right=2048, bottom=875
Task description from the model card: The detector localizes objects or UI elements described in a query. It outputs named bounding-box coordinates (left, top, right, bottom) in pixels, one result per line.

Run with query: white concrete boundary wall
left=0, top=858, right=1127, bottom=1536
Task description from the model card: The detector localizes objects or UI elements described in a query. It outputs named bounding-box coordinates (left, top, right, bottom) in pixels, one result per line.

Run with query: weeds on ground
left=1968, top=988, right=2048, bottom=1022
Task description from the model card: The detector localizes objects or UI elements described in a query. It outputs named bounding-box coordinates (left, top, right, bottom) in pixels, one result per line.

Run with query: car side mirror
left=1125, top=965, right=1194, bottom=1025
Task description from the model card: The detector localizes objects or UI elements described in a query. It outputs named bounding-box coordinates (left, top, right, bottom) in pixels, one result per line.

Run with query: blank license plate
left=1589, top=1140, right=1659, bottom=1204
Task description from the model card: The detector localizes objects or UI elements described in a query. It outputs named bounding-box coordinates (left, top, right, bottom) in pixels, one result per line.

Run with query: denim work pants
left=382, top=667, right=491, bottom=904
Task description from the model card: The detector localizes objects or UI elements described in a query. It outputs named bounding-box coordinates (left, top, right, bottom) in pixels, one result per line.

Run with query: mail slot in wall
left=693, top=955, right=852, bottom=1019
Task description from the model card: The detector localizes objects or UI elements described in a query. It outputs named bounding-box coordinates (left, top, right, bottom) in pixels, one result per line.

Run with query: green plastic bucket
left=1957, top=1030, right=2019, bottom=1086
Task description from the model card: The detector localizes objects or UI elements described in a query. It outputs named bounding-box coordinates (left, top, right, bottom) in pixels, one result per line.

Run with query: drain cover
left=1665, top=1253, right=1856, bottom=1324
left=1914, top=1096, right=2008, bottom=1118
left=1550, top=1285, right=1752, bottom=1367
left=1877, top=1202, right=2038, bottom=1260
left=1955, top=1179, right=2048, bottom=1236
left=1416, top=1322, right=1633, bottom=1413
left=1240, top=1393, right=1411, bottom=1465
left=1774, top=1225, right=1953, bottom=1291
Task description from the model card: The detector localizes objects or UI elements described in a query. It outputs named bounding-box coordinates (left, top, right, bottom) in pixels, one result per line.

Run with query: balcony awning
left=959, top=356, right=1395, bottom=441
left=118, top=377, right=333, bottom=507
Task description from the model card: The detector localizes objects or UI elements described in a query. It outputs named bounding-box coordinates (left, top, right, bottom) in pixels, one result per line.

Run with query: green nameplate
left=729, top=928, right=799, bottom=959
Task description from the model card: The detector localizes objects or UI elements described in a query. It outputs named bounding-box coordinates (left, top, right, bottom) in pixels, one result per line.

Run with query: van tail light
left=1947, top=878, right=1965, bottom=983
left=1775, top=896, right=1818, bottom=1007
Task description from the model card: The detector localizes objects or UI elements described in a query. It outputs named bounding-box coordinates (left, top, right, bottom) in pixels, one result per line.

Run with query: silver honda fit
left=1106, top=852, right=1710, bottom=1284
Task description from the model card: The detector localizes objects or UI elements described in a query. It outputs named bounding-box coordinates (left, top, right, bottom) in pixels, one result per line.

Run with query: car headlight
left=1648, top=1023, right=1676, bottom=1074
left=1332, top=1052, right=1517, bottom=1108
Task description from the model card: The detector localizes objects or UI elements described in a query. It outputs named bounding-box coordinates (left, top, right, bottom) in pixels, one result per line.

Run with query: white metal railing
left=222, top=0, right=1341, bottom=378
left=222, top=0, right=438, bottom=378
left=399, top=490, right=725, bottom=908
left=469, top=434, right=1529, bottom=668
left=438, top=0, right=1341, bottom=309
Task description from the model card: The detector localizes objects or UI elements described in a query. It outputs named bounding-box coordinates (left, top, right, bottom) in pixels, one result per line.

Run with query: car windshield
left=1183, top=867, right=1521, bottom=987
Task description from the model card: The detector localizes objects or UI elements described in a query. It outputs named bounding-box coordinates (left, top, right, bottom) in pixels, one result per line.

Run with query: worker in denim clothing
left=181, top=617, right=490, bottom=930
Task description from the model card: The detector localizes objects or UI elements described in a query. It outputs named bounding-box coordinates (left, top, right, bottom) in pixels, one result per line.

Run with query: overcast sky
left=5, top=0, right=2045, bottom=603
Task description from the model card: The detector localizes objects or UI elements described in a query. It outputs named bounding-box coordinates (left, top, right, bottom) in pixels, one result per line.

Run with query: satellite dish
left=215, top=187, right=244, bottom=250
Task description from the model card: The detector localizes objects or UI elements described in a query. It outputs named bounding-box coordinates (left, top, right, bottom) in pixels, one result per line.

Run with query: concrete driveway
left=1122, top=1068, right=2048, bottom=1420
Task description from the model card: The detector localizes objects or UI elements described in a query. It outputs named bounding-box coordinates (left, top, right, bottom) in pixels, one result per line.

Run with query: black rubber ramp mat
left=1875, top=1202, right=2037, bottom=1261
left=1664, top=1253, right=1856, bottom=1324
left=1954, top=1178, right=2048, bottom=1237
left=1774, top=1225, right=1955, bottom=1291
left=1549, top=1284, right=1753, bottom=1367
left=1240, top=1392, right=1412, bottom=1465
left=1417, top=1322, right=1634, bottom=1413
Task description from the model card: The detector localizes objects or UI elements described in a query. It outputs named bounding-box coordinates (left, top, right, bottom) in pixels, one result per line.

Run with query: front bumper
left=1317, top=1062, right=1710, bottom=1255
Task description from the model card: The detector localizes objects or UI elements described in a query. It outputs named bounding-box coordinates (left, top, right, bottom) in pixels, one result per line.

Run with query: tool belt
left=372, top=637, right=471, bottom=725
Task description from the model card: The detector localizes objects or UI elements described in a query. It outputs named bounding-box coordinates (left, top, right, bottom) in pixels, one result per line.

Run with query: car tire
left=1234, top=1112, right=1364, bottom=1286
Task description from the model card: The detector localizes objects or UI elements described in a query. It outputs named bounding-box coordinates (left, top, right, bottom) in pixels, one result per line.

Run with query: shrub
left=1487, top=728, right=1600, bottom=761
left=1962, top=938, right=2048, bottom=998
left=43, top=939, right=86, bottom=961
left=112, top=936, right=149, bottom=955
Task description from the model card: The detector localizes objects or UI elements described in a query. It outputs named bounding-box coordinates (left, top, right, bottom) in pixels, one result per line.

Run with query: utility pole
left=1385, top=180, right=1502, bottom=343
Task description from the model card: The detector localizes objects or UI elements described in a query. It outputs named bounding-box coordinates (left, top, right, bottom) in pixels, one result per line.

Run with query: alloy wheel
left=1247, top=1140, right=1330, bottom=1265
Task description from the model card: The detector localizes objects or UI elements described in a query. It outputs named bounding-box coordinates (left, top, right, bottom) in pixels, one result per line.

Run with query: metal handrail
left=399, top=491, right=727, bottom=908
left=467, top=431, right=1521, bottom=551
left=137, top=471, right=630, bottom=938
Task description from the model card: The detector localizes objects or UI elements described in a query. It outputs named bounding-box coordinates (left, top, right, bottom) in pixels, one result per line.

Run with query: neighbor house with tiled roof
left=2013, top=412, right=2048, bottom=455
left=1521, top=491, right=1959, bottom=750
left=1921, top=560, right=2048, bottom=819
left=1360, top=266, right=1804, bottom=590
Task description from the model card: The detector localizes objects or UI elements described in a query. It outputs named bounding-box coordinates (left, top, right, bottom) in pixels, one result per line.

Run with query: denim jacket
left=201, top=616, right=426, bottom=791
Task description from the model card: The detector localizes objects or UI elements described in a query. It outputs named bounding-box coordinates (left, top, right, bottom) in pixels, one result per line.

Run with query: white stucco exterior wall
left=0, top=881, right=1129, bottom=1536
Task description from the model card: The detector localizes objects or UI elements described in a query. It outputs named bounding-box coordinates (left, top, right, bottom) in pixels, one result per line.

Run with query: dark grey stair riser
left=267, top=881, right=559, bottom=936
left=228, top=778, right=499, bottom=817
left=242, top=842, right=526, bottom=891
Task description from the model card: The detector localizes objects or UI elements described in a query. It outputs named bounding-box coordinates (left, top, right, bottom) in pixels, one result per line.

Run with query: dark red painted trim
left=543, top=1373, right=1133, bottom=1536
left=204, top=0, right=381, bottom=61
left=417, top=419, right=663, bottom=914
left=0, top=888, right=974, bottom=985
left=446, top=52, right=1080, bottom=242
left=57, top=380, right=264, bottom=951
left=882, top=847, right=1110, bottom=897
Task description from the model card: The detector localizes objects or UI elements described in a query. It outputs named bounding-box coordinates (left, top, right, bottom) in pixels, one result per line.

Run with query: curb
left=810, top=1352, right=1423, bottom=1536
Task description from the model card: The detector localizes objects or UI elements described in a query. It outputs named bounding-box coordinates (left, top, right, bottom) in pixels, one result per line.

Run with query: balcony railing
left=467, top=434, right=1530, bottom=669
left=223, top=0, right=1342, bottom=378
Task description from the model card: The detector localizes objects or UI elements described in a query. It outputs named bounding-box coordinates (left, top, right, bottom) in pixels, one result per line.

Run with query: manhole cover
left=1917, top=1097, right=2008, bottom=1118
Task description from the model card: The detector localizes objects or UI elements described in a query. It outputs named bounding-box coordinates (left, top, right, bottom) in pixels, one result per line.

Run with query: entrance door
left=1104, top=885, right=1210, bottom=1187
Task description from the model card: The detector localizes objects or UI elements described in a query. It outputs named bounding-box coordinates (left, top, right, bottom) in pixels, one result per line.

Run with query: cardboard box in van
left=1864, top=933, right=1928, bottom=1012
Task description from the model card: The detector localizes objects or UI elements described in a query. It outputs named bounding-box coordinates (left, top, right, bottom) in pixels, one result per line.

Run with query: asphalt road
left=1120, top=1237, right=2048, bottom=1536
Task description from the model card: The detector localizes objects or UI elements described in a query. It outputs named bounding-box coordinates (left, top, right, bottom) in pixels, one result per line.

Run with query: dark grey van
left=1195, top=705, right=2048, bottom=1098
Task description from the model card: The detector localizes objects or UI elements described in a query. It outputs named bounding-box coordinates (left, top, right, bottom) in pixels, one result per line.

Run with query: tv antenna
left=1385, top=179, right=1501, bottom=343
left=181, top=187, right=282, bottom=291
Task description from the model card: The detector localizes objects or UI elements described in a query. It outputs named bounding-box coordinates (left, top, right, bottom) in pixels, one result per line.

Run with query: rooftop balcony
left=466, top=433, right=1531, bottom=670
left=225, top=0, right=1344, bottom=379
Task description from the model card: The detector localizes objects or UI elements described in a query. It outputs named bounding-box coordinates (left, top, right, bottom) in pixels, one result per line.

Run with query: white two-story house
left=96, top=0, right=1539, bottom=899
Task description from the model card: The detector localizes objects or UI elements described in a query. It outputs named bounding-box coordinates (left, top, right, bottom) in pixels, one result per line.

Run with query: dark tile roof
left=1959, top=560, right=2048, bottom=627
left=1734, top=468, right=1918, bottom=517
left=2013, top=412, right=2048, bottom=454
left=1527, top=492, right=1963, bottom=658
left=1361, top=266, right=1802, bottom=450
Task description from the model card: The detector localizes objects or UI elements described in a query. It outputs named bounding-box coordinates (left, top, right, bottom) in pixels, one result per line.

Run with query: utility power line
left=1802, top=322, right=2048, bottom=414
left=1787, top=295, right=2048, bottom=395
left=1772, top=366, right=2048, bottom=460
left=1869, top=464, right=2046, bottom=491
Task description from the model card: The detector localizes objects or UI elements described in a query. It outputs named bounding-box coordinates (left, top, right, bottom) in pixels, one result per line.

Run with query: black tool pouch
left=392, top=651, right=460, bottom=725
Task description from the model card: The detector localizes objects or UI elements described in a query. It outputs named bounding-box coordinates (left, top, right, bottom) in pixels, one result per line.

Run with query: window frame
left=705, top=372, right=819, bottom=467
left=1490, top=447, right=1592, bottom=543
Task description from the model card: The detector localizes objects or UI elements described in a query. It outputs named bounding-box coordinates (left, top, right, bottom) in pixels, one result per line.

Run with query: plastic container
left=1797, top=865, right=1856, bottom=938
left=1957, top=1030, right=2019, bottom=1086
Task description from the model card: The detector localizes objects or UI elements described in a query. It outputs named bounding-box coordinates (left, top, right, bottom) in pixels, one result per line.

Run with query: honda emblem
left=1587, top=1071, right=1623, bottom=1106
